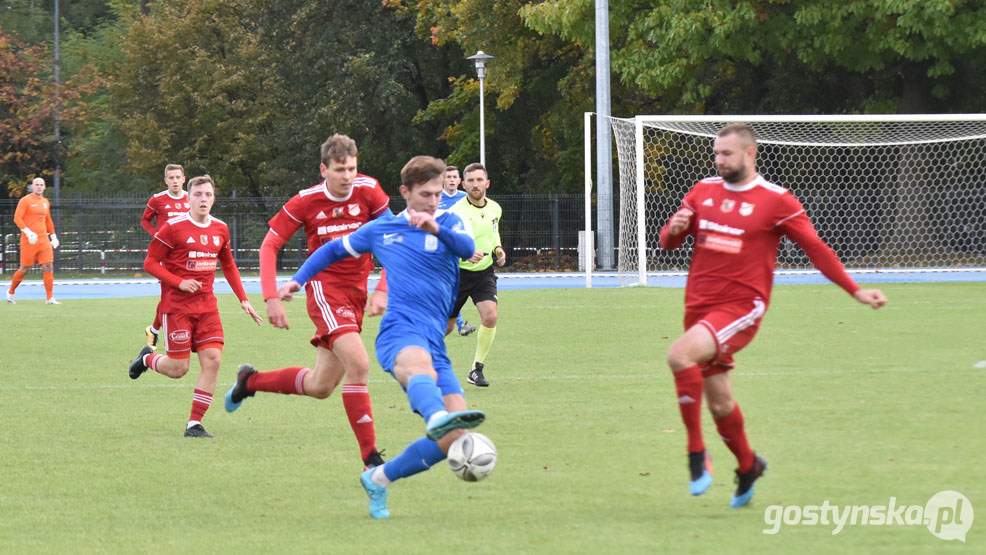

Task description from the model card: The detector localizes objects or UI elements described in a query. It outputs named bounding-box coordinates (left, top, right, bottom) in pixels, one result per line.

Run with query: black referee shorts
left=452, top=265, right=498, bottom=317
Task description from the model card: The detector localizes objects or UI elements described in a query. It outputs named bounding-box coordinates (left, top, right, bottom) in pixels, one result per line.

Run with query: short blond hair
left=164, top=164, right=184, bottom=177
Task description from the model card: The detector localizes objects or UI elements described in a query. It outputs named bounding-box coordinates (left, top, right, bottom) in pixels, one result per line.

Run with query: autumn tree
left=0, top=27, right=99, bottom=198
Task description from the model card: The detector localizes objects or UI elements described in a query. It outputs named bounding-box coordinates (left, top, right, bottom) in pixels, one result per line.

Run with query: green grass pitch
left=0, top=282, right=983, bottom=552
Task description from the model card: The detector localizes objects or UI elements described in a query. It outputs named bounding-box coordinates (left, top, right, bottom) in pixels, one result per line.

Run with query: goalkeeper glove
left=22, top=228, right=38, bottom=245
left=49, top=234, right=59, bottom=249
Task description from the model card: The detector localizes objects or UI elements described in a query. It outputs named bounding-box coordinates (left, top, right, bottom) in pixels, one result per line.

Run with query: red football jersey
left=142, top=190, right=190, bottom=235
left=150, top=214, right=237, bottom=314
left=661, top=174, right=858, bottom=311
left=267, top=175, right=390, bottom=289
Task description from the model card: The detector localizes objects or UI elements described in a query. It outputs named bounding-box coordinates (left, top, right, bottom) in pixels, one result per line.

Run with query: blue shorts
left=375, top=319, right=464, bottom=398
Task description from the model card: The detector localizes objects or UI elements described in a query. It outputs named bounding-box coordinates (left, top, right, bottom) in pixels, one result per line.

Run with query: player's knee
left=307, top=383, right=335, bottom=399
left=345, top=363, right=370, bottom=382
left=707, top=397, right=734, bottom=420
left=173, top=361, right=191, bottom=377
left=666, top=349, right=691, bottom=372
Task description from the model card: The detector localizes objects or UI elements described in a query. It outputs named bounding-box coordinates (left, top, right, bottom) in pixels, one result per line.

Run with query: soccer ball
left=447, top=432, right=497, bottom=482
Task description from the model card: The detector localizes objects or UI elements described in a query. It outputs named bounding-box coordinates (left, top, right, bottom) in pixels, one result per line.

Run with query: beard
left=717, top=165, right=749, bottom=184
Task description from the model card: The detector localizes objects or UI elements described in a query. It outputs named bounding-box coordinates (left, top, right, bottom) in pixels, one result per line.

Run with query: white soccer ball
left=447, top=432, right=497, bottom=482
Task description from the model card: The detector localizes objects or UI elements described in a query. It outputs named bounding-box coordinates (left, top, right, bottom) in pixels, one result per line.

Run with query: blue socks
left=406, top=374, right=445, bottom=422
left=383, top=436, right=446, bottom=482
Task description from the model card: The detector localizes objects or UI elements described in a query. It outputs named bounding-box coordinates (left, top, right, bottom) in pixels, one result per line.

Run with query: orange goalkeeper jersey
left=14, top=194, right=55, bottom=238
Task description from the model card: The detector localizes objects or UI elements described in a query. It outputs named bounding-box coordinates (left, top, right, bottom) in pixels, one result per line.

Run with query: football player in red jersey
left=128, top=175, right=262, bottom=438
left=223, top=134, right=390, bottom=469
left=660, top=123, right=887, bottom=508
left=140, top=164, right=190, bottom=350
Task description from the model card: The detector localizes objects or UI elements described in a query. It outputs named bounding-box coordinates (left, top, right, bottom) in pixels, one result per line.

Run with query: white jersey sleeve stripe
left=341, top=235, right=361, bottom=258
left=281, top=206, right=303, bottom=224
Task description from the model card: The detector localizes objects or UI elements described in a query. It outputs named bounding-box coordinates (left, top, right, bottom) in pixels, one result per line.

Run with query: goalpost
left=591, top=114, right=986, bottom=286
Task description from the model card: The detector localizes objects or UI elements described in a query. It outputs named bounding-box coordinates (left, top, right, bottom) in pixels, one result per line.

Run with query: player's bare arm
left=407, top=208, right=439, bottom=234
left=668, top=208, right=694, bottom=236
left=853, top=288, right=888, bottom=309
left=265, top=297, right=291, bottom=329
left=278, top=280, right=302, bottom=302
left=365, top=288, right=387, bottom=317
left=178, top=279, right=203, bottom=293
left=241, top=299, right=264, bottom=325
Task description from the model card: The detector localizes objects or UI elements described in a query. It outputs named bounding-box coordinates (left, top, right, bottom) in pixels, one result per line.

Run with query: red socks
left=189, top=389, right=212, bottom=424
left=246, top=366, right=310, bottom=395
left=673, top=365, right=705, bottom=453
left=341, top=384, right=377, bottom=461
left=715, top=403, right=755, bottom=473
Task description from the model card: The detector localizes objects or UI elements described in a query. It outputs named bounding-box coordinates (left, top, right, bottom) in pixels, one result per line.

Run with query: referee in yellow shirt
left=447, top=163, right=505, bottom=387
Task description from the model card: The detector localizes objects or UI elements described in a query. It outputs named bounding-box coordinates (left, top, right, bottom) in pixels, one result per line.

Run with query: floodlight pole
left=467, top=51, right=495, bottom=167
left=54, top=0, right=62, bottom=226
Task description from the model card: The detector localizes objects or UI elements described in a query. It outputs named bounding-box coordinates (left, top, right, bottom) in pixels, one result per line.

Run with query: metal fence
left=0, top=193, right=589, bottom=274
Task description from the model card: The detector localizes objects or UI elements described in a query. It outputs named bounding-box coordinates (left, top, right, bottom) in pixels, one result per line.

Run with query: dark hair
left=321, top=134, right=358, bottom=165
left=445, top=165, right=459, bottom=173
left=463, top=162, right=487, bottom=177
left=401, top=156, right=446, bottom=189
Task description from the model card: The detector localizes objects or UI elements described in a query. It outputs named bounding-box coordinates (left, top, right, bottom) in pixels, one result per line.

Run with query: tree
left=393, top=0, right=608, bottom=193
left=0, top=27, right=98, bottom=198
left=525, top=0, right=986, bottom=114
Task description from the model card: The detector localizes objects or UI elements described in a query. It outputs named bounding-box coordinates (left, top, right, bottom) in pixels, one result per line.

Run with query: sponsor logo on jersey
left=696, top=232, right=743, bottom=254
left=740, top=202, right=755, bottom=216
left=698, top=219, right=745, bottom=236
left=188, top=250, right=218, bottom=259
left=702, top=198, right=714, bottom=207
left=348, top=204, right=360, bottom=216
left=169, top=330, right=190, bottom=343
left=186, top=259, right=217, bottom=271
left=165, top=204, right=171, bottom=209
left=317, top=222, right=362, bottom=236
left=186, top=236, right=196, bottom=243
left=316, top=211, right=328, bottom=219
left=383, top=232, right=402, bottom=245
left=721, top=199, right=735, bottom=213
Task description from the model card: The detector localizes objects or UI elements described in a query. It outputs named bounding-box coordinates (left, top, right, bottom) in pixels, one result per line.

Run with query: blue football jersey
left=292, top=209, right=475, bottom=339
left=437, top=190, right=466, bottom=211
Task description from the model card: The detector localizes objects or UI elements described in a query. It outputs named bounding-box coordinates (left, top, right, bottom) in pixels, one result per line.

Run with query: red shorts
left=304, top=281, right=366, bottom=350
left=684, top=298, right=767, bottom=377
left=161, top=311, right=225, bottom=359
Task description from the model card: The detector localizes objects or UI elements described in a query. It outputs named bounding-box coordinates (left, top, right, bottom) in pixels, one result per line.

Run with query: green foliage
left=605, top=0, right=986, bottom=113
left=0, top=27, right=101, bottom=198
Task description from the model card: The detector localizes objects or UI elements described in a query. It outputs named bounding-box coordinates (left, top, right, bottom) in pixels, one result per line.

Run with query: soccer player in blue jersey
left=438, top=165, right=477, bottom=337
left=278, top=155, right=487, bottom=519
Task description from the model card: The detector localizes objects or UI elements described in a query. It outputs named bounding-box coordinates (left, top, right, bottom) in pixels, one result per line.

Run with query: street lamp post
left=467, top=50, right=494, bottom=167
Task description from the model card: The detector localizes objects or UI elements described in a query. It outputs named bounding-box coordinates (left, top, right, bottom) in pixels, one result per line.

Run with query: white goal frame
left=588, top=113, right=986, bottom=286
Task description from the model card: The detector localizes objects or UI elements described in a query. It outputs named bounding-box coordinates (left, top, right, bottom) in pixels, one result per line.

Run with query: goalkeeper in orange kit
left=7, top=178, right=61, bottom=305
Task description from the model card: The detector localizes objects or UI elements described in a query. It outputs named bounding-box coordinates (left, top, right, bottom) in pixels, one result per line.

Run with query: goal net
left=607, top=115, right=986, bottom=286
